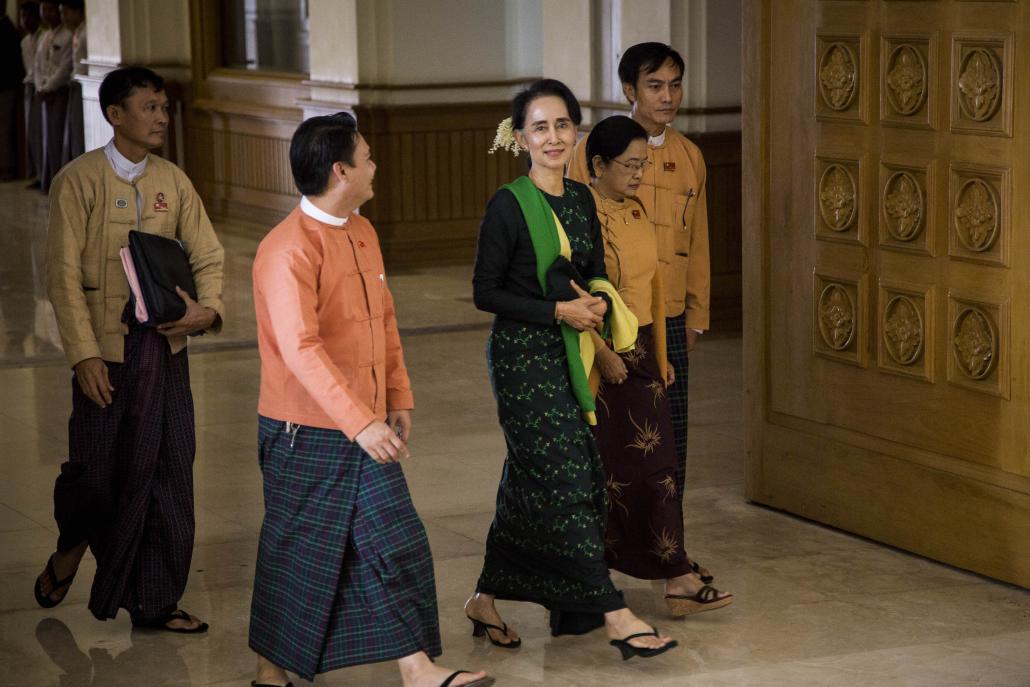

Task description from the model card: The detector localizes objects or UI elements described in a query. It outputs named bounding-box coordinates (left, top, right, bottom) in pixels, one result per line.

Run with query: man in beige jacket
left=35, top=66, right=224, bottom=633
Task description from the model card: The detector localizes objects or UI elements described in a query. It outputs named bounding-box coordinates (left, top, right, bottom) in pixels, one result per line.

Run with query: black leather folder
left=127, top=230, right=197, bottom=325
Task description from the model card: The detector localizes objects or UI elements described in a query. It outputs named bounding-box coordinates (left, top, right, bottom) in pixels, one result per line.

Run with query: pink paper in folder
left=119, top=246, right=150, bottom=323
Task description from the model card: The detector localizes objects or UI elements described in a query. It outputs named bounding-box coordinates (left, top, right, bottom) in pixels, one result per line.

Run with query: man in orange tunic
left=248, top=112, right=492, bottom=687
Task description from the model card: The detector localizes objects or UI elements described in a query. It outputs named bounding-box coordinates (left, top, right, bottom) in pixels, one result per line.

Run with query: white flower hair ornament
left=488, top=117, right=522, bottom=156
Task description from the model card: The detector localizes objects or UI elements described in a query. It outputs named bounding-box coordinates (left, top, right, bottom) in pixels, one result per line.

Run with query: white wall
left=385, top=0, right=536, bottom=83
left=308, top=0, right=542, bottom=108
left=705, top=0, right=742, bottom=108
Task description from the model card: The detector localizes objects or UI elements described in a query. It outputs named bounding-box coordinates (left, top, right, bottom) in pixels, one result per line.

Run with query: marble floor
left=1, top=180, right=1029, bottom=686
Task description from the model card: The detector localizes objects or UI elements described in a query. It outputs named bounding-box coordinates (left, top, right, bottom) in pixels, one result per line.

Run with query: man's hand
left=596, top=346, right=628, bottom=384
left=387, top=409, right=412, bottom=444
left=74, top=357, right=114, bottom=408
left=355, top=420, right=410, bottom=464
left=666, top=362, right=676, bottom=387
left=157, top=286, right=217, bottom=338
left=685, top=329, right=700, bottom=353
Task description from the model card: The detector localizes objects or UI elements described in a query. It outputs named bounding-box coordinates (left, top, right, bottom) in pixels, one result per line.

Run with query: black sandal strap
left=697, top=585, right=719, bottom=602
left=45, top=555, right=76, bottom=589
left=166, top=609, right=192, bottom=623
left=618, top=629, right=660, bottom=643
left=440, top=671, right=467, bottom=687
left=468, top=616, right=508, bottom=635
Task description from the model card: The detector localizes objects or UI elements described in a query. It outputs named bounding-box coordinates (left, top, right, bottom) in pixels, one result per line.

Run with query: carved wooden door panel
left=744, top=1, right=1030, bottom=586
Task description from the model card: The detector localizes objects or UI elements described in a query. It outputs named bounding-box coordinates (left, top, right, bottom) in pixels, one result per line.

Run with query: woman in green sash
left=465, top=79, right=677, bottom=660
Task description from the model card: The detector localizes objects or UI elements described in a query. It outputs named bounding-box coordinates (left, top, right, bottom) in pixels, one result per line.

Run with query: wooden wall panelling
left=354, top=103, right=524, bottom=267
left=689, top=130, right=743, bottom=332
left=745, top=0, right=1030, bottom=588
left=184, top=102, right=302, bottom=226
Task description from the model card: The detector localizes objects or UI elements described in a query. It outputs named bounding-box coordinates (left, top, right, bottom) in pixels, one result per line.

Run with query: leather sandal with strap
left=665, top=584, right=734, bottom=617
left=34, top=554, right=76, bottom=609
left=132, top=608, right=209, bottom=634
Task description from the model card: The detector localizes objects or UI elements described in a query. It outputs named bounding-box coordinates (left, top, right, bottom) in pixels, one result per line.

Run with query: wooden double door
left=743, top=0, right=1030, bottom=586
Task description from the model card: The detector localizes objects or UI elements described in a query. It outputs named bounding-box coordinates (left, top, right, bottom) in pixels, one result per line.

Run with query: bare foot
left=36, top=542, right=87, bottom=604
left=398, top=651, right=491, bottom=687
left=255, top=654, right=291, bottom=686
left=464, top=593, right=520, bottom=646
left=665, top=572, right=731, bottom=601
left=604, top=608, right=673, bottom=650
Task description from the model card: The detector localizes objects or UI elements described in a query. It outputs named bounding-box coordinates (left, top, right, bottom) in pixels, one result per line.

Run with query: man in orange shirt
left=570, top=42, right=712, bottom=580
left=248, top=113, right=492, bottom=687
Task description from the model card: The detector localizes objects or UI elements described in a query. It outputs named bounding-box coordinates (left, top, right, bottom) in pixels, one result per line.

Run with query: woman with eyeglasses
left=585, top=116, right=733, bottom=618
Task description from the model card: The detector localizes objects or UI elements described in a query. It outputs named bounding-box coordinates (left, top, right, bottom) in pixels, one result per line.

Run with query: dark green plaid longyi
left=249, top=416, right=441, bottom=681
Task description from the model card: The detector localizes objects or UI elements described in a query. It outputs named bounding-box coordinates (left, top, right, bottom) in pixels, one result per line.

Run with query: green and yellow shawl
left=503, top=176, right=637, bottom=425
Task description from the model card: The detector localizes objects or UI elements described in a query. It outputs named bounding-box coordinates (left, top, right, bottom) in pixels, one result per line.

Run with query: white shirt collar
left=103, top=138, right=148, bottom=182
left=648, top=127, right=668, bottom=148
left=300, top=196, right=348, bottom=226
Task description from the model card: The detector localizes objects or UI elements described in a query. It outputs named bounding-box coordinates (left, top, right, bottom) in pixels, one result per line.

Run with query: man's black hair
left=585, top=115, right=648, bottom=177
left=617, top=42, right=685, bottom=87
left=289, top=112, right=361, bottom=196
left=511, top=78, right=582, bottom=130
left=98, top=66, right=165, bottom=124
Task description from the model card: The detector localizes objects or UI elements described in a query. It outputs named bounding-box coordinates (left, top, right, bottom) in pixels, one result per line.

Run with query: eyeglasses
left=610, top=158, right=652, bottom=172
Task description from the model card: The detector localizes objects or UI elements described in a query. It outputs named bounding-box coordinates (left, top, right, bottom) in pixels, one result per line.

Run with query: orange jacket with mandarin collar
left=252, top=206, right=413, bottom=441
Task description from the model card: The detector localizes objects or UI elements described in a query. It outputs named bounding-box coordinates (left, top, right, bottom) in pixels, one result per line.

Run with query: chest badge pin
left=154, top=192, right=169, bottom=212
left=115, top=198, right=128, bottom=209
left=664, top=161, right=677, bottom=172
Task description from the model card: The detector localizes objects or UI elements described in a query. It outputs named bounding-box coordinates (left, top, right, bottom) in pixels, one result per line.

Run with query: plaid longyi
left=249, top=416, right=441, bottom=681
left=665, top=313, right=690, bottom=496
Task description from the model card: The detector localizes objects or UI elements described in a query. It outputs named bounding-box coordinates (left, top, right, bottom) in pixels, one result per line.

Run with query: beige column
left=541, top=0, right=593, bottom=109
left=301, top=0, right=361, bottom=117
left=78, top=0, right=191, bottom=155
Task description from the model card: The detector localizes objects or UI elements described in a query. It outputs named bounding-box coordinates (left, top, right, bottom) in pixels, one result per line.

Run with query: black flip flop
left=441, top=671, right=495, bottom=687
left=34, top=554, right=76, bottom=609
left=132, top=608, right=209, bottom=634
left=610, top=627, right=679, bottom=660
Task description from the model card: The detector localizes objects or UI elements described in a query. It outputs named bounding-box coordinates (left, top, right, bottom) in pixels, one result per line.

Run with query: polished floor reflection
left=1, top=180, right=1028, bottom=686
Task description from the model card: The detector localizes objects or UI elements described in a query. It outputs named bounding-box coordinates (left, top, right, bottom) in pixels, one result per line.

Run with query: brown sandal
left=665, top=584, right=734, bottom=617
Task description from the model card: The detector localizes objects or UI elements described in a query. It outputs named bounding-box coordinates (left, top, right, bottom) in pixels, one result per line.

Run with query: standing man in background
left=22, top=1, right=46, bottom=186
left=570, top=41, right=713, bottom=580
left=62, top=0, right=86, bottom=165
left=35, top=0, right=81, bottom=191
